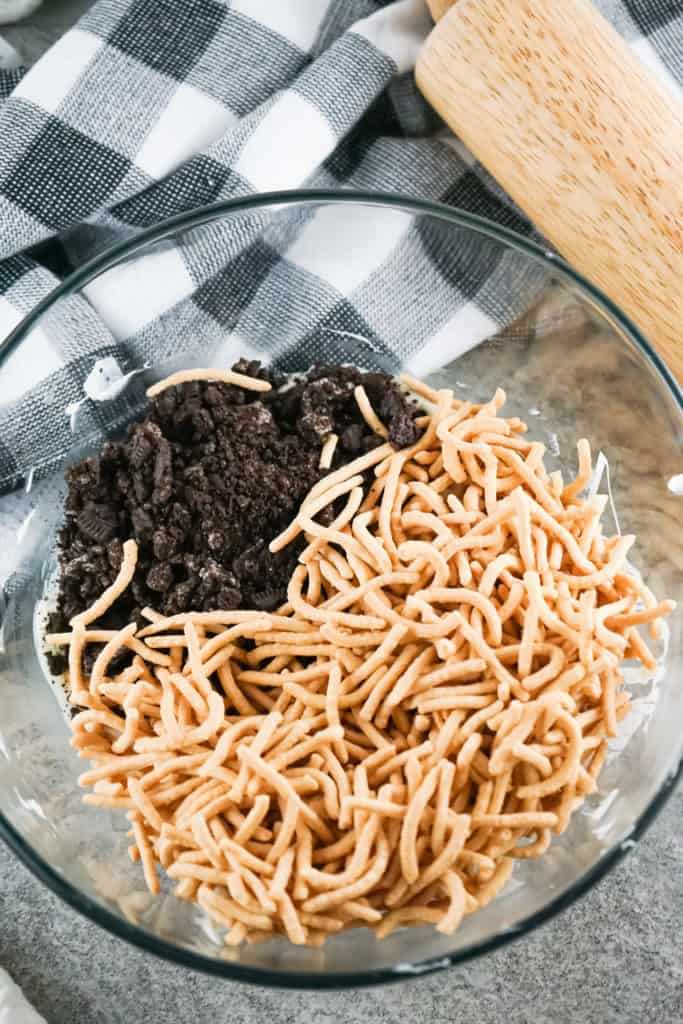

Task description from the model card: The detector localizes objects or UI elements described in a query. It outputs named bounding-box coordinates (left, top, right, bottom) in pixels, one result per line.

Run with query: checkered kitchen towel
left=0, top=0, right=681, bottom=496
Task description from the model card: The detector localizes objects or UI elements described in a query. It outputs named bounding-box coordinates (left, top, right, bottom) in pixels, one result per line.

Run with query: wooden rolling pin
left=416, top=0, right=683, bottom=383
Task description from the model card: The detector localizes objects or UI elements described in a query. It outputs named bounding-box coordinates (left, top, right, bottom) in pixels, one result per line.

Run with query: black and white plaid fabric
left=0, top=0, right=681, bottom=496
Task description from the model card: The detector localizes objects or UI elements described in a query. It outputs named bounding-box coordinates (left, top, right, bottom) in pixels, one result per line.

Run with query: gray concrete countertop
left=2, top=786, right=682, bottom=1024
left=1, top=4, right=682, bottom=1023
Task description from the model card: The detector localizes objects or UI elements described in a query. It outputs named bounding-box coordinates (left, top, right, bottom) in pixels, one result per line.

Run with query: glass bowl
left=0, top=191, right=681, bottom=988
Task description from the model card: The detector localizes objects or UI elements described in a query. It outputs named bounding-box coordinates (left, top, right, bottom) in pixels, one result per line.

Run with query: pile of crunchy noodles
left=46, top=371, right=675, bottom=948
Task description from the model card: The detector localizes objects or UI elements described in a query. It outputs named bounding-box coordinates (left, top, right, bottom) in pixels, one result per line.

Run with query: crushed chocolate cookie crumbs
left=47, top=362, right=420, bottom=670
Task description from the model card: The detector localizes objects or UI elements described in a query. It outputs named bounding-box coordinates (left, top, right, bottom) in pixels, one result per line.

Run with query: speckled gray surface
left=1, top=784, right=681, bottom=1024
left=1, top=4, right=682, bottom=1023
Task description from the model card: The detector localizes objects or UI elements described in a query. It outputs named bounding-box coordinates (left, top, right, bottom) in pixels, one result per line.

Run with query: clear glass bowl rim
left=1, top=189, right=681, bottom=989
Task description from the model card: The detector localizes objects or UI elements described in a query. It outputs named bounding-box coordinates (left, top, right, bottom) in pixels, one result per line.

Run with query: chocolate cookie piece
left=50, top=362, right=421, bottom=635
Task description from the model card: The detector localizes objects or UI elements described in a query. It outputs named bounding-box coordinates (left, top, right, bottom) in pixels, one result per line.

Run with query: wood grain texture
left=416, top=0, right=683, bottom=384
left=425, top=0, right=457, bottom=21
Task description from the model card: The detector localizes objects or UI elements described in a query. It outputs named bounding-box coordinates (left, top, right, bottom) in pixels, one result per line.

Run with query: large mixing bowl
left=0, top=191, right=681, bottom=987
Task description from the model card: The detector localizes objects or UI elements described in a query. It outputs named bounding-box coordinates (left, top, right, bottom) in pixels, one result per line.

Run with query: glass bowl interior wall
left=0, top=193, right=681, bottom=986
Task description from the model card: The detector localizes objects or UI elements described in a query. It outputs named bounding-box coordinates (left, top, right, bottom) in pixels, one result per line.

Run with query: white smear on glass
left=586, top=450, right=620, bottom=535
left=66, top=357, right=149, bottom=431
left=16, top=508, right=36, bottom=546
